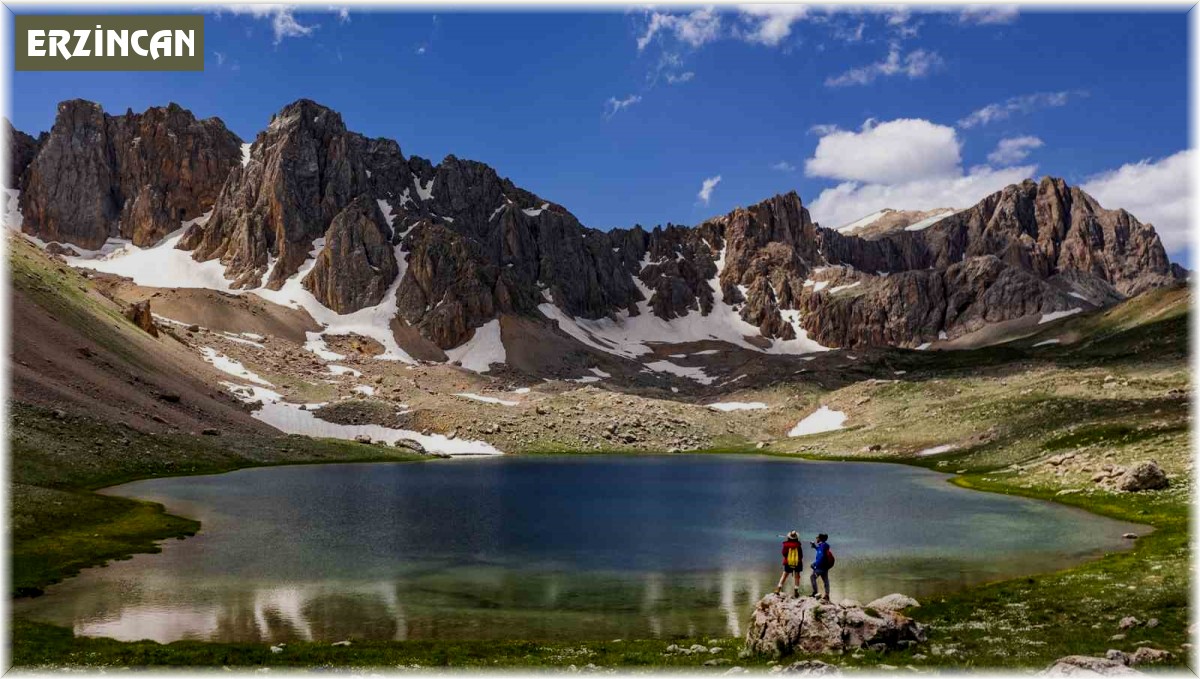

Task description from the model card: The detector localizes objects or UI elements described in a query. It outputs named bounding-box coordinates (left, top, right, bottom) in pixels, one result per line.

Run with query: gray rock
left=1129, top=647, right=1171, bottom=666
left=1117, top=462, right=1169, bottom=492
left=865, top=594, right=920, bottom=613
left=779, top=660, right=841, bottom=675
left=1037, top=656, right=1142, bottom=676
left=1118, top=617, right=1141, bottom=631
left=744, top=593, right=925, bottom=658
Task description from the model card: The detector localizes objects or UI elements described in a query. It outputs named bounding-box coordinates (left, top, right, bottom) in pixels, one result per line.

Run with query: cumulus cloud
left=810, top=165, right=1035, bottom=230
left=771, top=161, right=797, bottom=172
left=805, top=118, right=962, bottom=185
left=1082, top=150, right=1193, bottom=257
left=825, top=44, right=943, bottom=87
left=988, top=136, right=1044, bottom=165
left=604, top=94, right=642, bottom=119
left=224, top=5, right=318, bottom=44
left=735, top=4, right=812, bottom=46
left=959, top=5, right=1019, bottom=24
left=805, top=116, right=1035, bottom=228
left=958, top=91, right=1083, bottom=128
left=637, top=8, right=722, bottom=51
left=698, top=175, right=722, bottom=204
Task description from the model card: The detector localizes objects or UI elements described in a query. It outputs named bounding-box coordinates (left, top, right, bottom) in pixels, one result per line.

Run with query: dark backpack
left=822, top=547, right=836, bottom=570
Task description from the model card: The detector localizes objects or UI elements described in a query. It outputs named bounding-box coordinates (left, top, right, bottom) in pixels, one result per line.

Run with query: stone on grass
left=865, top=594, right=920, bottom=613
left=1037, top=655, right=1142, bottom=676
left=1117, top=462, right=1169, bottom=492
left=1129, top=647, right=1171, bottom=666
left=744, top=593, right=925, bottom=658
left=779, top=660, right=841, bottom=675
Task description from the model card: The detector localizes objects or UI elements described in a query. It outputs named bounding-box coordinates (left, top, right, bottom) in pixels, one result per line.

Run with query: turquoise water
left=14, top=455, right=1142, bottom=643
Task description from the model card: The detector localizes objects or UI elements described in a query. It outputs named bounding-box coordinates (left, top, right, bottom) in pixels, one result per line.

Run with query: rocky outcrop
left=5, top=120, right=40, bottom=190
left=20, top=100, right=242, bottom=249
left=124, top=300, right=158, bottom=337
left=302, top=195, right=398, bottom=313
left=180, top=99, right=388, bottom=288
left=743, top=593, right=926, bottom=657
left=1116, top=461, right=1169, bottom=492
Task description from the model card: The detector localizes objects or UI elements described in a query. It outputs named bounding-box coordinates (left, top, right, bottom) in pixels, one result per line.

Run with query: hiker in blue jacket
left=809, top=533, right=833, bottom=600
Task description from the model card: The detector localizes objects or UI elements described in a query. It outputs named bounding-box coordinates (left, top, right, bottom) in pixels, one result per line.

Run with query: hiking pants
left=811, top=569, right=829, bottom=596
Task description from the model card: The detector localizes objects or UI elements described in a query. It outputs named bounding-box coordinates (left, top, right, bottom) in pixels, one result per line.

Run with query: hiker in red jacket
left=774, top=530, right=804, bottom=597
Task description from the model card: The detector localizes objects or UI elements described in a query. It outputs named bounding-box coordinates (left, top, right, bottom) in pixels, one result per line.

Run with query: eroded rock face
left=180, top=99, right=387, bottom=288
left=20, top=100, right=241, bottom=249
left=743, top=593, right=926, bottom=658
left=302, top=195, right=398, bottom=313
left=5, top=119, right=40, bottom=190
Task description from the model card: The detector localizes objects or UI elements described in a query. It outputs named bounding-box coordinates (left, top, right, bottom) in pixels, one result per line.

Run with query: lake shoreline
left=11, top=438, right=1180, bottom=669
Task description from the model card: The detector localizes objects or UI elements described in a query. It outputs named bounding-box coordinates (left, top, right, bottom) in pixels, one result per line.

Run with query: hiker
left=810, top=533, right=834, bottom=600
left=774, top=530, right=804, bottom=597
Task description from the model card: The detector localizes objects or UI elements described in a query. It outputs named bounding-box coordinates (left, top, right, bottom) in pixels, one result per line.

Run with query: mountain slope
left=10, top=98, right=1184, bottom=375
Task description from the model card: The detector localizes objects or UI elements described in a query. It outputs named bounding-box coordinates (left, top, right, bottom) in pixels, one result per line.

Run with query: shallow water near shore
left=15, top=455, right=1143, bottom=643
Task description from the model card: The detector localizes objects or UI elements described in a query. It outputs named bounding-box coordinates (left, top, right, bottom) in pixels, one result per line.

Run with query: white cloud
left=959, top=5, right=1019, bottom=24
left=213, top=51, right=225, bottom=66
left=958, top=90, right=1083, bottom=128
left=805, top=116, right=1035, bottom=229
left=604, top=94, right=642, bottom=119
left=810, top=164, right=1035, bottom=230
left=736, top=5, right=811, bottom=46
left=666, top=71, right=695, bottom=84
left=223, top=5, right=318, bottom=44
left=825, top=44, right=943, bottom=87
left=698, top=175, right=722, bottom=204
left=987, top=136, right=1044, bottom=165
left=806, top=118, right=962, bottom=185
left=336, top=7, right=350, bottom=23
left=637, top=8, right=722, bottom=51
left=771, top=161, right=797, bottom=172
left=1081, top=150, right=1193, bottom=257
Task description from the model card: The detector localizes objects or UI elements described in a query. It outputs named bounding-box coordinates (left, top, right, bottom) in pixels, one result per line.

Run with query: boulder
left=1129, top=647, right=1171, bottom=666
left=124, top=300, right=158, bottom=337
left=1118, top=616, right=1140, bottom=631
left=865, top=594, right=920, bottom=613
left=743, top=593, right=926, bottom=658
left=393, top=438, right=427, bottom=454
left=1038, top=656, right=1142, bottom=676
left=1117, top=462, right=1169, bottom=492
left=354, top=434, right=372, bottom=444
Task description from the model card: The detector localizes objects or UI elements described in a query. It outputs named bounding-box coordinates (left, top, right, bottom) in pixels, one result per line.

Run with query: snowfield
left=445, top=319, right=506, bottom=373
left=788, top=406, right=846, bottom=437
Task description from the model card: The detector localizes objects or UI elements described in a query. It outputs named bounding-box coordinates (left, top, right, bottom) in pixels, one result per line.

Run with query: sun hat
left=787, top=530, right=799, bottom=540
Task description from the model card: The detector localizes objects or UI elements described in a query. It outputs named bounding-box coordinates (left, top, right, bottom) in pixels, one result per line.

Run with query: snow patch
left=454, top=392, right=518, bottom=406
left=707, top=402, right=768, bottom=412
left=413, top=175, right=435, bottom=201
left=240, top=143, right=252, bottom=167
left=352, top=385, right=376, bottom=396
left=917, top=443, right=957, bottom=457
left=328, top=365, right=362, bottom=377
left=200, top=347, right=272, bottom=386
left=522, top=202, right=550, bottom=217
left=445, top=319, right=506, bottom=373
left=787, top=406, right=846, bottom=437
left=642, top=360, right=715, bottom=385
left=836, top=209, right=888, bottom=234
left=1038, top=308, right=1082, bottom=324
left=222, top=384, right=500, bottom=456
left=903, top=209, right=960, bottom=232
left=1033, top=338, right=1061, bottom=347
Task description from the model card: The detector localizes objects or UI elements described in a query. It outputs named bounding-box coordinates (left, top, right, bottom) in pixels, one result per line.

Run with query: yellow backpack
left=786, top=546, right=800, bottom=567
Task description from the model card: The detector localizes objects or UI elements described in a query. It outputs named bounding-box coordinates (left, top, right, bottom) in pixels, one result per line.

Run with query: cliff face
left=11, top=98, right=1184, bottom=358
left=18, top=100, right=242, bottom=250
left=4, top=119, right=41, bottom=190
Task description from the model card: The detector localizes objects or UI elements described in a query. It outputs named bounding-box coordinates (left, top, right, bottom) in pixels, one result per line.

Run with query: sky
left=8, top=6, right=1192, bottom=263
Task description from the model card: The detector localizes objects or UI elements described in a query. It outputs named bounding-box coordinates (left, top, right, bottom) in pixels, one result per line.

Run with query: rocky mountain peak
left=18, top=99, right=242, bottom=249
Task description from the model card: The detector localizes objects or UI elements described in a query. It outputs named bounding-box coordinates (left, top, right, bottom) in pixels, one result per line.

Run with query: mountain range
left=6, top=98, right=1185, bottom=377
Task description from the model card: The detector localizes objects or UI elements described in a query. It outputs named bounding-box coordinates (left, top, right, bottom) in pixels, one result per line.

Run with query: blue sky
left=9, top=6, right=1192, bottom=261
